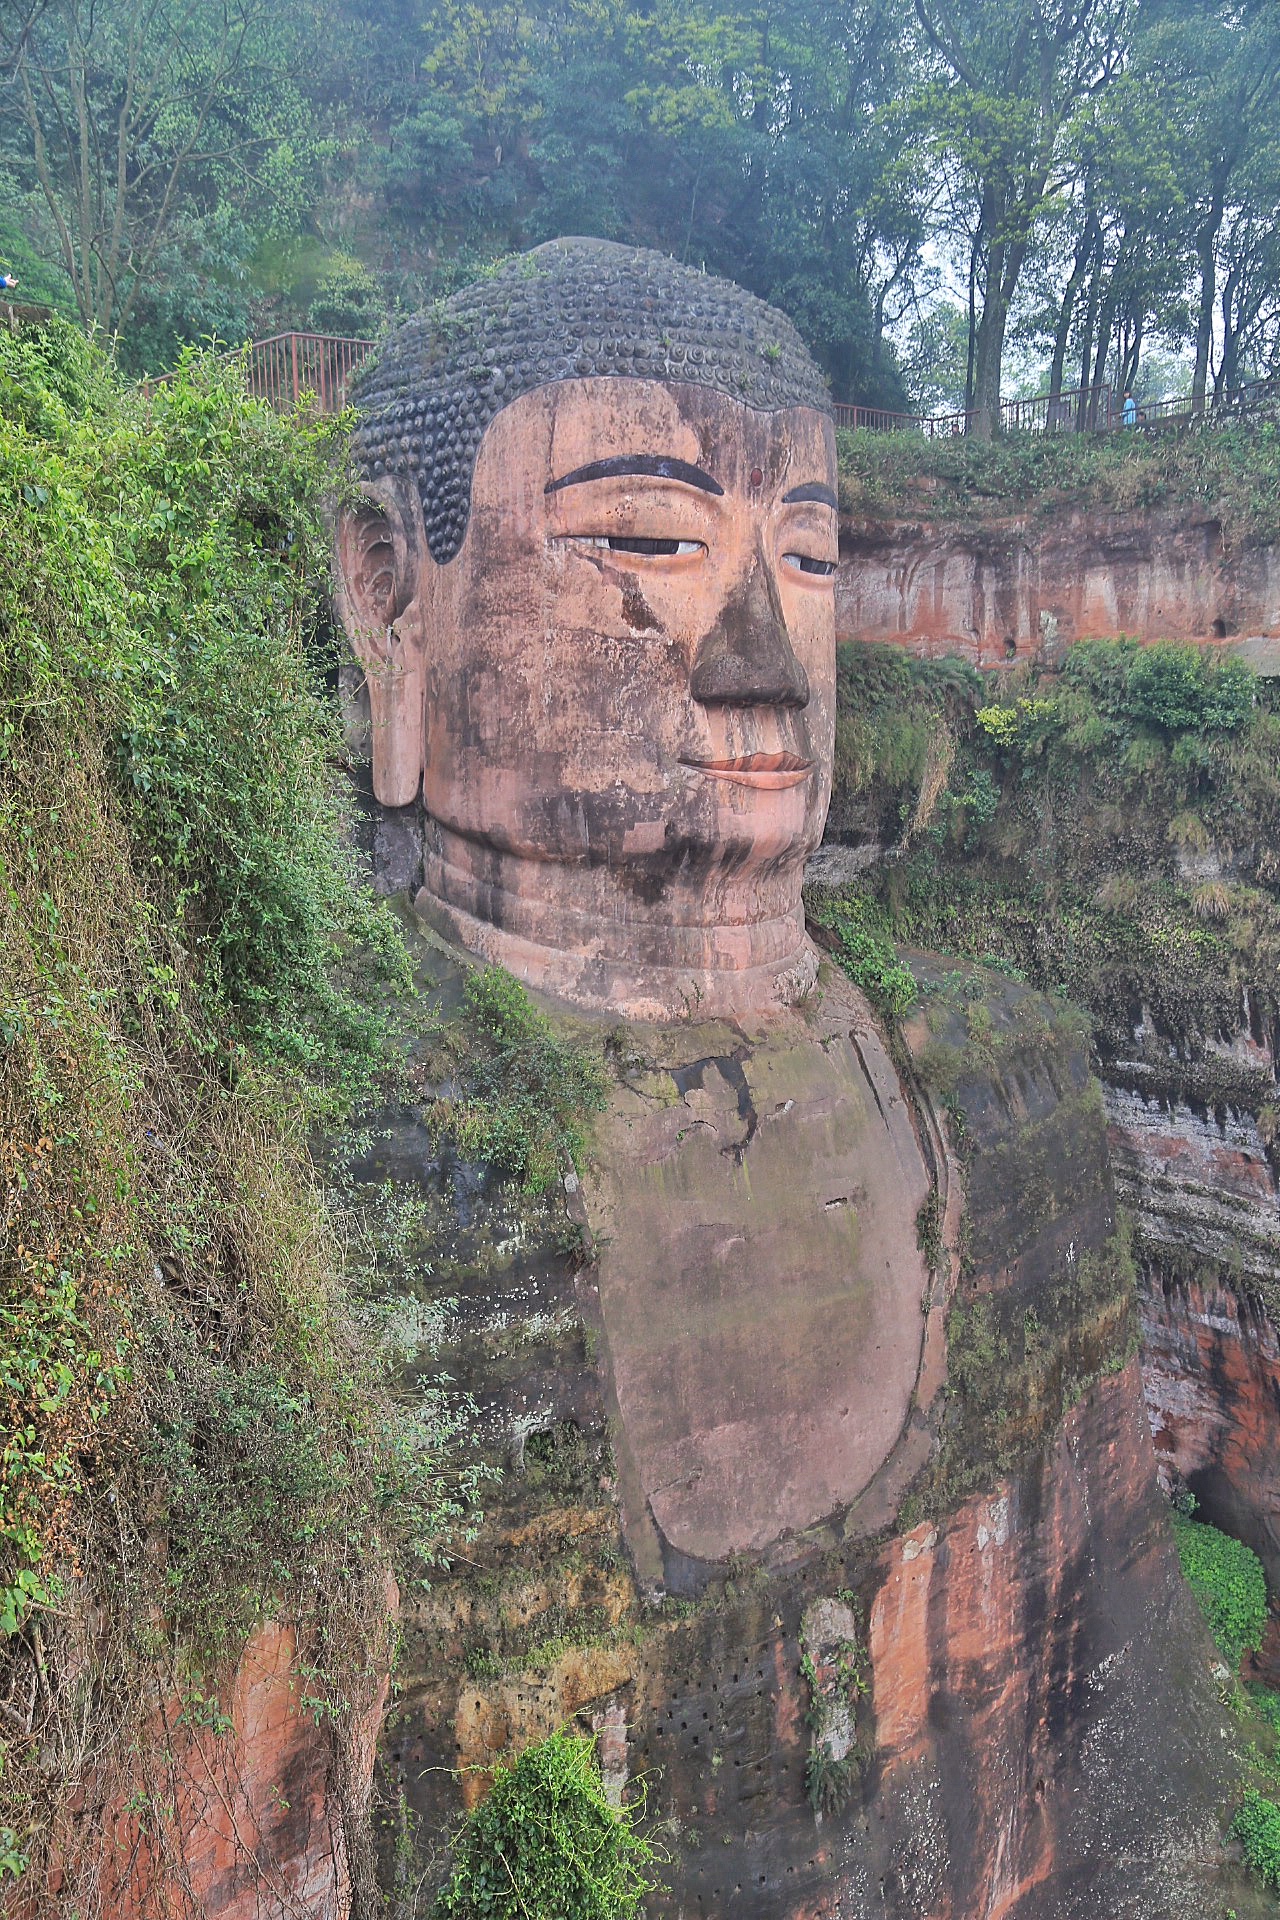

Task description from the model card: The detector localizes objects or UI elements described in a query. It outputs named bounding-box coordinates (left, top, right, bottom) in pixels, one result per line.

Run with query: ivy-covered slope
left=0, top=321, right=458, bottom=1904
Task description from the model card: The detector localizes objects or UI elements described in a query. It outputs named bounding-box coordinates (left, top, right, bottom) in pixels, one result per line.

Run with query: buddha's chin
left=418, top=814, right=821, bottom=1021
left=427, top=782, right=822, bottom=875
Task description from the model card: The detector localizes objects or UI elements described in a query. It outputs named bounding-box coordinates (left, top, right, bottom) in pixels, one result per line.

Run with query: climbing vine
left=433, top=1730, right=661, bottom=1919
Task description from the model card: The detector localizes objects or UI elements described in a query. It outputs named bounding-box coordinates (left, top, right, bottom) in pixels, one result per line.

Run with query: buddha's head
left=336, top=239, right=837, bottom=1021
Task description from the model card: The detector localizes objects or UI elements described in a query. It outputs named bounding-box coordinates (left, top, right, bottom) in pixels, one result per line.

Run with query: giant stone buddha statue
left=337, top=240, right=936, bottom=1586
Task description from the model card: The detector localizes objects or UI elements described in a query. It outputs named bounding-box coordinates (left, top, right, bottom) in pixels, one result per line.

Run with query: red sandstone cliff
left=12, top=1618, right=384, bottom=1920
left=1142, top=1276, right=1280, bottom=1596
left=837, top=507, right=1280, bottom=663
left=867, top=1362, right=1243, bottom=1920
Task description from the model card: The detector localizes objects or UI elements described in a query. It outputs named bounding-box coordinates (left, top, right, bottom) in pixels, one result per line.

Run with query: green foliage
left=829, top=641, right=982, bottom=848
left=4, top=320, right=406, bottom=1088
left=433, top=1730, right=660, bottom=1920
left=827, top=637, right=1280, bottom=1120
left=804, top=1746, right=864, bottom=1817
left=1247, top=1684, right=1280, bottom=1739
left=1061, top=639, right=1255, bottom=736
left=1233, top=1788, right=1280, bottom=1892
left=433, top=970, right=608, bottom=1193
left=810, top=895, right=917, bottom=1019
left=0, top=201, right=78, bottom=320
left=1172, top=1513, right=1268, bottom=1669
left=799, top=1605, right=870, bottom=1817
left=0, top=320, right=460, bottom=1897
left=839, top=421, right=1280, bottom=549
left=304, top=252, right=386, bottom=338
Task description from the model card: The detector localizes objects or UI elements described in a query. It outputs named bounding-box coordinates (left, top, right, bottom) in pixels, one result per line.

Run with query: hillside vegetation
left=0, top=319, right=461, bottom=1904
left=813, top=636, right=1280, bottom=1217
left=7, top=0, right=1280, bottom=433
left=838, top=416, right=1280, bottom=544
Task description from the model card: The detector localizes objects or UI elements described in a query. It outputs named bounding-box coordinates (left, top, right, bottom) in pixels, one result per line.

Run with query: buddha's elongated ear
left=334, top=483, right=424, bottom=807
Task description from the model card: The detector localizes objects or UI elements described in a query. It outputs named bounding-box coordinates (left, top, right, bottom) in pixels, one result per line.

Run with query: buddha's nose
left=689, top=549, right=810, bottom=709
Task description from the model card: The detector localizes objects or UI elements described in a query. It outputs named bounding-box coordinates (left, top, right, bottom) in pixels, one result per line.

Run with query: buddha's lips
left=680, top=753, right=813, bottom=790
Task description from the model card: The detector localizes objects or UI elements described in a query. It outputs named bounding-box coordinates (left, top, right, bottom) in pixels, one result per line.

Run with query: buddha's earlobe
left=334, top=486, right=424, bottom=807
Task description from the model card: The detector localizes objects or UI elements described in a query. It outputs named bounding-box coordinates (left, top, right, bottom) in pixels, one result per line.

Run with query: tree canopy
left=3, top=0, right=1280, bottom=421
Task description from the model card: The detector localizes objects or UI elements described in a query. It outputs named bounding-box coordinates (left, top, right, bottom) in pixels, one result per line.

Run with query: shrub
left=433, top=1730, right=661, bottom=1919
left=829, top=641, right=980, bottom=843
left=810, top=894, right=917, bottom=1018
left=1062, top=638, right=1254, bottom=737
left=433, top=968, right=607, bottom=1193
left=1233, top=1788, right=1280, bottom=1891
left=1172, top=1512, right=1268, bottom=1668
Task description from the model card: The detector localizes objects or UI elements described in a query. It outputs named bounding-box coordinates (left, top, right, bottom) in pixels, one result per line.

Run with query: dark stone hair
left=350, top=237, right=831, bottom=564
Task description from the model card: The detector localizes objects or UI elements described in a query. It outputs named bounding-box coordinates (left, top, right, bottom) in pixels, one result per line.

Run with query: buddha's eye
left=784, top=553, right=836, bottom=577
left=580, top=535, right=703, bottom=557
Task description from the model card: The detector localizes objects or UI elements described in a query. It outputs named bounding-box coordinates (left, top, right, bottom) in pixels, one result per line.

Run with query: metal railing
left=230, top=333, right=1280, bottom=440
left=835, top=373, right=1280, bottom=439
left=241, top=332, right=376, bottom=411
left=834, top=382, right=1119, bottom=438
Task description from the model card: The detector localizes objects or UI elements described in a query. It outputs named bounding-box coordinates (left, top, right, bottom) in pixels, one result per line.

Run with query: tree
left=2, top=0, right=310, bottom=339
left=1022, top=54, right=1188, bottom=412
left=913, top=0, right=1131, bottom=435
left=1136, top=0, right=1280, bottom=409
left=378, top=0, right=927, bottom=404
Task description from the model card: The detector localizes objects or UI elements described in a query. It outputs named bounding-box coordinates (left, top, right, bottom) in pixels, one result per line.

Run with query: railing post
left=290, top=332, right=299, bottom=408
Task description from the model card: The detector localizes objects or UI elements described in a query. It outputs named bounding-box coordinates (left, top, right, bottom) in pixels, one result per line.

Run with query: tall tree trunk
left=1091, top=277, right=1119, bottom=397
left=970, top=191, right=1009, bottom=439
left=1076, top=249, right=1104, bottom=428
left=1216, top=259, right=1244, bottom=396
left=1049, top=212, right=1098, bottom=401
left=1192, top=180, right=1226, bottom=412
left=971, top=281, right=1008, bottom=440
left=965, top=228, right=980, bottom=415
left=1118, top=312, right=1143, bottom=396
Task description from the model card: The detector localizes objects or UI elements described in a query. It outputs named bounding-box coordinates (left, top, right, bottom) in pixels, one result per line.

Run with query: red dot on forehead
left=749, top=467, right=764, bottom=488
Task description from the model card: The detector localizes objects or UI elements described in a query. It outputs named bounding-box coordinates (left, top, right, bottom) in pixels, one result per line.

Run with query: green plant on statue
left=433, top=1730, right=662, bottom=1919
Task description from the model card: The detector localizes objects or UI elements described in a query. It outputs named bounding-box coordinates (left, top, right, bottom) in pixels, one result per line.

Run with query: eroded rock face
left=1107, top=1085, right=1280, bottom=1284
left=838, top=508, right=1280, bottom=663
left=31, top=1619, right=385, bottom=1920
left=1141, top=1275, right=1280, bottom=1592
left=361, top=931, right=1258, bottom=1918
left=868, top=1363, right=1239, bottom=1920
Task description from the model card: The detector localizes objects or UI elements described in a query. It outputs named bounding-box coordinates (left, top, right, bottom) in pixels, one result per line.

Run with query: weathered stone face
left=336, top=257, right=837, bottom=1021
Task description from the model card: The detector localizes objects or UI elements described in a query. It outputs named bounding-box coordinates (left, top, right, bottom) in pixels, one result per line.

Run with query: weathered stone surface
left=865, top=1363, right=1248, bottom=1920
left=582, top=965, right=934, bottom=1580
left=1107, top=1083, right=1280, bottom=1284
left=1141, top=1274, right=1280, bottom=1592
left=30, top=1618, right=384, bottom=1920
left=335, top=241, right=840, bottom=1021
left=350, top=238, right=829, bottom=565
left=338, top=374, right=838, bottom=1019
left=837, top=508, right=1280, bottom=663
left=364, top=935, right=1262, bottom=1918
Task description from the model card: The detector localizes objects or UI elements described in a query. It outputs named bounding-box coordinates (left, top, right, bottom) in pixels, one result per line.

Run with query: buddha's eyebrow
left=782, top=482, right=838, bottom=507
left=545, top=454, right=724, bottom=496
